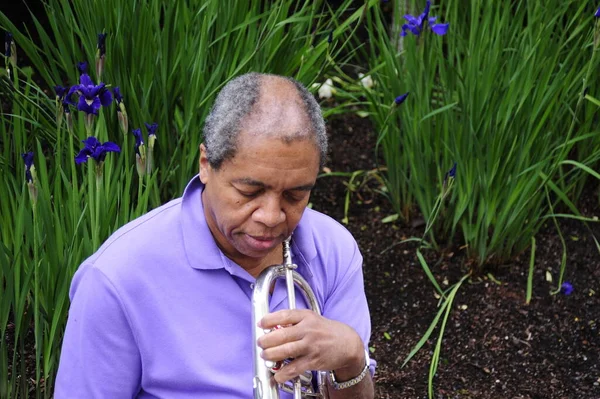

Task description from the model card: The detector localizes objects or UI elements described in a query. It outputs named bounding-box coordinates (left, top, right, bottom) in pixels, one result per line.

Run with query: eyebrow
left=231, top=177, right=315, bottom=191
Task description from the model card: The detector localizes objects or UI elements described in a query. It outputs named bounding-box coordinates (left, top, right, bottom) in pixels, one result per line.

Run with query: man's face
left=199, top=130, right=320, bottom=269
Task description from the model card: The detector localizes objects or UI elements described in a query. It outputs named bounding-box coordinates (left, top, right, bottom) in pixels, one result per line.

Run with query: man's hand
left=257, top=309, right=365, bottom=384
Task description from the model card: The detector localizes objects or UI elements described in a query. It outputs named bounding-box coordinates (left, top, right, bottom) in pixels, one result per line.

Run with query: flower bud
left=27, top=165, right=38, bottom=206
left=66, top=110, right=73, bottom=132
left=136, top=147, right=147, bottom=178
left=95, top=56, right=105, bottom=81
left=118, top=106, right=129, bottom=136
left=57, top=103, right=64, bottom=130
left=146, top=136, right=155, bottom=175
left=5, top=32, right=17, bottom=69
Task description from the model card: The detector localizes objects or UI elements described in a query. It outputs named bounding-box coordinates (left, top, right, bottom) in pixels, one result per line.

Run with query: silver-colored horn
left=252, top=237, right=329, bottom=399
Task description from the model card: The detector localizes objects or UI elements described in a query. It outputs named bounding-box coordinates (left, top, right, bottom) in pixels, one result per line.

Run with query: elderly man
left=55, top=73, right=375, bottom=398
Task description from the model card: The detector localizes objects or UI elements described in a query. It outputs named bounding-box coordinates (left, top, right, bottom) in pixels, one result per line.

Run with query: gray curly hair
left=202, top=72, right=327, bottom=170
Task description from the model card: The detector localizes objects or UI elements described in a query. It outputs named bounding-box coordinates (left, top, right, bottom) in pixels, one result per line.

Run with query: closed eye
left=238, top=189, right=262, bottom=198
left=285, top=191, right=308, bottom=203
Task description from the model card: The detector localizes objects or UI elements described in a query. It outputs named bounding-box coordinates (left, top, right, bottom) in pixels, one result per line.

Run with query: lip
left=244, top=234, right=279, bottom=251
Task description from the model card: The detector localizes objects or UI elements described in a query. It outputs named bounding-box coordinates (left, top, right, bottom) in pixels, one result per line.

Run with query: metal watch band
left=327, top=350, right=371, bottom=390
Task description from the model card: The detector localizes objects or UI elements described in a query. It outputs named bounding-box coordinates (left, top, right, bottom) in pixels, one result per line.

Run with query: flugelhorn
left=251, top=237, right=329, bottom=399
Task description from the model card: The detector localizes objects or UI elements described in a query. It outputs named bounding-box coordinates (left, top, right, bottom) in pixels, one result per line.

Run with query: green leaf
left=381, top=214, right=399, bottom=223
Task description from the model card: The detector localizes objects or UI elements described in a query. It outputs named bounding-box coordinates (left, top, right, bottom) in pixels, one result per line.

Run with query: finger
left=260, top=339, right=307, bottom=363
left=257, top=324, right=304, bottom=349
left=259, top=309, right=313, bottom=329
left=273, top=356, right=313, bottom=384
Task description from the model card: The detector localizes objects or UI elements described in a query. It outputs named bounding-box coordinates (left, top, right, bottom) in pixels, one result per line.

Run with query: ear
left=199, top=143, right=211, bottom=184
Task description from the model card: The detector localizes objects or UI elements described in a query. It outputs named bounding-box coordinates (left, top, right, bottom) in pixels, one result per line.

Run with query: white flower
left=358, top=73, right=373, bottom=89
left=314, top=78, right=335, bottom=99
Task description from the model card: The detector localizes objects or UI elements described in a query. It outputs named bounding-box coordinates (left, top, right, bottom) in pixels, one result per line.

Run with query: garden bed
left=312, top=112, right=600, bottom=399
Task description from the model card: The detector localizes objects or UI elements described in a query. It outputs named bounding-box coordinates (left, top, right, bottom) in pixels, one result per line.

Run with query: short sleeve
left=54, top=264, right=142, bottom=398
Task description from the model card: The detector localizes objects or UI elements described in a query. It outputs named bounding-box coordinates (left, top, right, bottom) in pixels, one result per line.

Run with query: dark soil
left=311, top=111, right=600, bottom=399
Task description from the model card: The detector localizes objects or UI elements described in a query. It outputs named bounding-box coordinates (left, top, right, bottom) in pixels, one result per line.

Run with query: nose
left=252, top=195, right=285, bottom=228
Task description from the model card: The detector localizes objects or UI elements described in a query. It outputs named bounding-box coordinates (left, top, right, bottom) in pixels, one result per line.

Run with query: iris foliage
left=363, top=0, right=600, bottom=266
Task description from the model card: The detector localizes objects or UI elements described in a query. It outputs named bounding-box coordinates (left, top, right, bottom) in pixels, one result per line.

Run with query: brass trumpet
left=251, top=237, right=329, bottom=399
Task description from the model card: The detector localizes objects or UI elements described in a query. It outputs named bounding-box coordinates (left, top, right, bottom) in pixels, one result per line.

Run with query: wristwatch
left=327, top=349, right=371, bottom=390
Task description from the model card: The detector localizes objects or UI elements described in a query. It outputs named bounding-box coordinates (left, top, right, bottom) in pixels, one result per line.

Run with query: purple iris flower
left=77, top=61, right=88, bottom=74
left=448, top=162, right=457, bottom=178
left=67, top=74, right=113, bottom=115
left=400, top=0, right=449, bottom=37
left=145, top=122, right=158, bottom=137
left=97, top=33, right=107, bottom=57
left=75, top=136, right=120, bottom=164
left=4, top=32, right=12, bottom=57
left=21, top=152, right=34, bottom=183
left=132, top=128, right=144, bottom=155
left=63, top=97, right=74, bottom=113
left=395, top=92, right=409, bottom=105
left=595, top=6, right=600, bottom=18
left=443, top=161, right=457, bottom=185
left=54, top=85, right=68, bottom=100
left=561, top=282, right=573, bottom=296
left=113, top=87, right=123, bottom=105
left=55, top=85, right=75, bottom=112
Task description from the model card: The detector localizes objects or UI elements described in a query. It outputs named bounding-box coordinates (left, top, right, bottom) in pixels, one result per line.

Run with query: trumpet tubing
left=251, top=238, right=329, bottom=399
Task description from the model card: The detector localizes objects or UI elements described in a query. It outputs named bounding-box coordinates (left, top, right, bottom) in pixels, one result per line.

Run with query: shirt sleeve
left=321, top=243, right=377, bottom=376
left=54, top=264, right=142, bottom=398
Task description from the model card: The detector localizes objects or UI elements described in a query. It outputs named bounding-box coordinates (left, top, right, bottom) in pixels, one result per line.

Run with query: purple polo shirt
left=55, top=175, right=373, bottom=398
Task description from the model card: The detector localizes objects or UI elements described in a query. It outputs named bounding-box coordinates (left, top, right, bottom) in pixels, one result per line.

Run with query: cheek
left=286, top=203, right=308, bottom=225
left=227, top=202, right=257, bottom=230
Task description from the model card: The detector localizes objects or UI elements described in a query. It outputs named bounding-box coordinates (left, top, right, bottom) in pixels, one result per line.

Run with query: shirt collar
left=180, top=175, right=317, bottom=277
left=181, top=175, right=225, bottom=270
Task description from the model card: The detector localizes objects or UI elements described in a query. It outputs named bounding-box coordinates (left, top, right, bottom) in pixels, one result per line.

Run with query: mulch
left=311, top=111, right=600, bottom=399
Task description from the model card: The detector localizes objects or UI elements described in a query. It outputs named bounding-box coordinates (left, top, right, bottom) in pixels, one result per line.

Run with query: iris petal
left=67, top=85, right=79, bottom=100
left=88, top=83, right=105, bottom=99
left=82, top=136, right=101, bottom=149
left=102, top=142, right=121, bottom=153
left=145, top=122, right=158, bottom=137
left=431, top=23, right=449, bottom=35
left=22, top=152, right=35, bottom=168
left=404, top=14, right=418, bottom=24
left=90, top=98, right=102, bottom=114
left=75, top=149, right=91, bottom=164
left=394, top=92, right=409, bottom=105
left=99, top=89, right=113, bottom=107
left=132, top=128, right=144, bottom=147
left=79, top=86, right=96, bottom=99
left=79, top=74, right=94, bottom=86
left=113, top=87, right=123, bottom=104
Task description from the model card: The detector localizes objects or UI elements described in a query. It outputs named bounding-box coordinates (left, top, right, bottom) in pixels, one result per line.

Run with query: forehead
left=220, top=131, right=320, bottom=183
left=235, top=130, right=319, bottom=163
